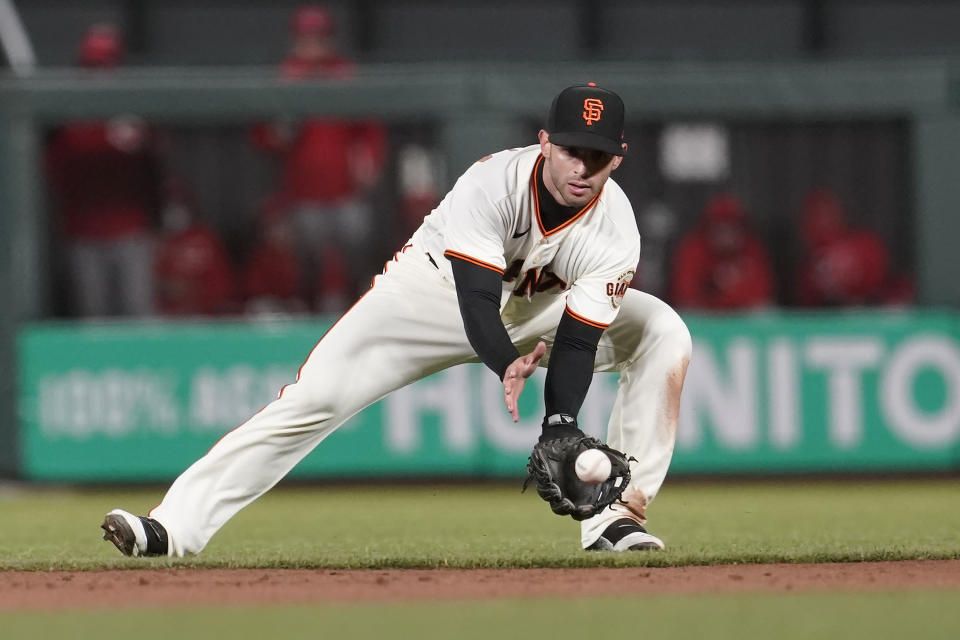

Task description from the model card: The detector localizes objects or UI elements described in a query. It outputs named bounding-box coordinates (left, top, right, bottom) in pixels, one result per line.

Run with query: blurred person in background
left=395, top=143, right=445, bottom=243
left=632, top=195, right=679, bottom=300
left=312, top=242, right=350, bottom=314
left=45, top=23, right=161, bottom=317
left=242, top=197, right=309, bottom=315
left=794, top=188, right=913, bottom=307
left=669, top=191, right=775, bottom=311
left=243, top=197, right=348, bottom=316
left=251, top=4, right=387, bottom=312
left=153, top=179, right=236, bottom=316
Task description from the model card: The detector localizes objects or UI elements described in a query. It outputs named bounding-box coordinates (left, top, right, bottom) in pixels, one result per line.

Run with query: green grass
left=1, top=478, right=959, bottom=570
left=2, top=592, right=959, bottom=640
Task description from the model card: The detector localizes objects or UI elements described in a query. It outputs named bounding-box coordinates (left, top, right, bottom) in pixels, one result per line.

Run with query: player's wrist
left=539, top=413, right=585, bottom=442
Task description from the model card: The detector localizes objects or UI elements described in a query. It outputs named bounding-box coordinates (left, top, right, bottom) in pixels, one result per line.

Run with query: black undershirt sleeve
left=450, top=255, right=604, bottom=426
left=544, top=310, right=604, bottom=419
left=450, top=256, right=520, bottom=380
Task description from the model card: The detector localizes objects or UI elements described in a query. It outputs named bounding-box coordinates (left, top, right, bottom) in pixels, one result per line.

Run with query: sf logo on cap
left=582, top=98, right=604, bottom=125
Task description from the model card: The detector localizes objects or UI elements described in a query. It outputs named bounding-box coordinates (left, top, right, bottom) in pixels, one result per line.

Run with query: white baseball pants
left=150, top=246, right=691, bottom=555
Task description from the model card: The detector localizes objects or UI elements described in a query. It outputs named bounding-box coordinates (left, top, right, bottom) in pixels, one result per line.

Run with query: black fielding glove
left=522, top=414, right=634, bottom=521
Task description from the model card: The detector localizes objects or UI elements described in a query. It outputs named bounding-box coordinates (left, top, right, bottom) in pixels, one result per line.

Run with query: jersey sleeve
left=441, top=175, right=508, bottom=274
left=565, top=243, right=639, bottom=329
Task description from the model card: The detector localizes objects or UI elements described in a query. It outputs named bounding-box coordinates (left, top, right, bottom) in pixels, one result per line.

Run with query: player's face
left=538, top=130, right=624, bottom=207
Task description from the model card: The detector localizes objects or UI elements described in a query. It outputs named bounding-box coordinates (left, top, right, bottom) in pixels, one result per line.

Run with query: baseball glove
left=523, top=433, right=633, bottom=521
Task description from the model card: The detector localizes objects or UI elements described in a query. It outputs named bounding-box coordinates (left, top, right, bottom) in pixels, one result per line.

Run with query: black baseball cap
left=545, top=83, right=626, bottom=156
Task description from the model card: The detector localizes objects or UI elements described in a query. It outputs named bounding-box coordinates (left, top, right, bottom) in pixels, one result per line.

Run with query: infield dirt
left=2, top=560, right=958, bottom=611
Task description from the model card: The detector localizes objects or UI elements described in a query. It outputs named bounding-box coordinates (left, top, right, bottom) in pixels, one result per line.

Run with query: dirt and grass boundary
left=3, top=560, right=959, bottom=610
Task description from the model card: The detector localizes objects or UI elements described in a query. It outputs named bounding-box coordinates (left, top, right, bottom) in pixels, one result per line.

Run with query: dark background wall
left=17, top=1, right=960, bottom=67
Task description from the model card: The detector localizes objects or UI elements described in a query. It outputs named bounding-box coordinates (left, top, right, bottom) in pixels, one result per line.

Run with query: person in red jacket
left=669, top=191, right=775, bottom=310
left=153, top=180, right=236, bottom=316
left=251, top=5, right=386, bottom=309
left=46, top=24, right=161, bottom=317
left=794, top=188, right=911, bottom=307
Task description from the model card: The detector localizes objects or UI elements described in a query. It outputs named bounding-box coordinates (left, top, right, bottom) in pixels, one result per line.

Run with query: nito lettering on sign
left=679, top=333, right=960, bottom=451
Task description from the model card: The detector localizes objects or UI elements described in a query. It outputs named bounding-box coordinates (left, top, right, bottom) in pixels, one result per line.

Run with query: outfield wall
left=18, top=311, right=960, bottom=481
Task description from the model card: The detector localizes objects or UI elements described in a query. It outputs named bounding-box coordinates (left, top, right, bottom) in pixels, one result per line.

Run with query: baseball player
left=102, top=84, right=692, bottom=557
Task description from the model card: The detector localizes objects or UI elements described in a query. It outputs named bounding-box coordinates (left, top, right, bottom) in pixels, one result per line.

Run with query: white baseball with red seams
left=575, top=448, right=612, bottom=483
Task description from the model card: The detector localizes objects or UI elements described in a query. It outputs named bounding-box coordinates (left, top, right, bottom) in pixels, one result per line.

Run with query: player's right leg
left=102, top=246, right=476, bottom=557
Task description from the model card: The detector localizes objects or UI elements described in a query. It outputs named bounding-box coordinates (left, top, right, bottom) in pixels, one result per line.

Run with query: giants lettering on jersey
left=607, top=270, right=635, bottom=309
left=606, top=281, right=629, bottom=298
left=503, top=259, right=567, bottom=299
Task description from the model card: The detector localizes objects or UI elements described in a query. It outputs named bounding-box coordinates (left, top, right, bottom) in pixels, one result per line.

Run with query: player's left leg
left=580, top=289, right=691, bottom=549
left=507, top=289, right=690, bottom=549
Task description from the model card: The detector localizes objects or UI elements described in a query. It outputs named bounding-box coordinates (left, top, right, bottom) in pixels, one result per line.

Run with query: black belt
left=426, top=252, right=439, bottom=269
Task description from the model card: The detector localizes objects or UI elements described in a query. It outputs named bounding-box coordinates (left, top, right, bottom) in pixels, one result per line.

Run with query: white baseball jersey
left=410, top=145, right=640, bottom=330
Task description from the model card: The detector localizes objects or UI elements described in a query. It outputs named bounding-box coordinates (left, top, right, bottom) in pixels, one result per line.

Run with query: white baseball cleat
left=585, top=517, right=666, bottom=551
left=101, top=509, right=169, bottom=557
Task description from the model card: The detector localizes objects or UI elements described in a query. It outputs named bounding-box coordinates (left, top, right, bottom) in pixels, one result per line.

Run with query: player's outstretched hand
left=503, top=341, right=546, bottom=422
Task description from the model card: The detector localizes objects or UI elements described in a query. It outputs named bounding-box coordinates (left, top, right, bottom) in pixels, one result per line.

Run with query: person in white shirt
left=102, top=84, right=692, bottom=557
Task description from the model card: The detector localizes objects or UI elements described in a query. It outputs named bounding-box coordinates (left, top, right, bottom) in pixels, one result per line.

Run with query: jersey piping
left=565, top=305, right=610, bottom=330
left=443, top=249, right=505, bottom=274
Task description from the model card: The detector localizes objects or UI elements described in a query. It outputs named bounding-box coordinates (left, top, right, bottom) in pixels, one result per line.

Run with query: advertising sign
left=18, top=313, right=960, bottom=480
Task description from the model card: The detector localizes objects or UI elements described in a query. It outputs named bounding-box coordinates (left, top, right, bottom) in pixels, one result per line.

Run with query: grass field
left=4, top=592, right=960, bottom=640
left=2, top=478, right=959, bottom=639
left=2, top=477, right=958, bottom=570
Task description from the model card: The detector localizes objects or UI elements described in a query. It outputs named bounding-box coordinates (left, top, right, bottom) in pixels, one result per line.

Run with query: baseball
left=574, top=449, right=612, bottom=484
